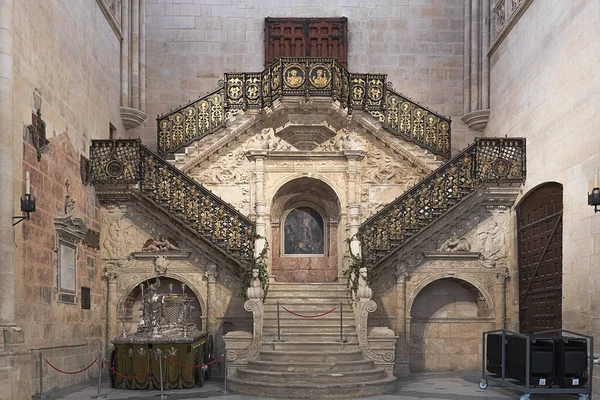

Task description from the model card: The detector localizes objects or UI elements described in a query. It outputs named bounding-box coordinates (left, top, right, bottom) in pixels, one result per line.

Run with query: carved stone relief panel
left=360, top=140, right=426, bottom=219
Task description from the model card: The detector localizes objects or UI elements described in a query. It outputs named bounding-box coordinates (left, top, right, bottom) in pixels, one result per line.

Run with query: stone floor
left=45, top=371, right=582, bottom=400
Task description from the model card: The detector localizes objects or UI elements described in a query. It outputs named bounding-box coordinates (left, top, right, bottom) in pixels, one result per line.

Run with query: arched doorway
left=517, top=182, right=563, bottom=334
left=408, top=278, right=491, bottom=372
left=270, top=177, right=340, bottom=282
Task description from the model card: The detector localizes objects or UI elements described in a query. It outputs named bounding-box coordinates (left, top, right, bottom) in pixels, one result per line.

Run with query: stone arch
left=269, top=177, right=342, bottom=282
left=268, top=173, right=345, bottom=216
left=407, top=274, right=495, bottom=372
left=407, top=273, right=494, bottom=319
left=118, top=272, right=207, bottom=329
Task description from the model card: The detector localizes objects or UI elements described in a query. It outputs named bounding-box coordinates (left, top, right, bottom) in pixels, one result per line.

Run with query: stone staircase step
left=247, top=359, right=377, bottom=373
left=258, top=349, right=364, bottom=362
left=227, top=375, right=397, bottom=399
left=263, top=333, right=358, bottom=342
left=262, top=341, right=358, bottom=351
left=263, top=323, right=356, bottom=331
left=235, top=367, right=387, bottom=384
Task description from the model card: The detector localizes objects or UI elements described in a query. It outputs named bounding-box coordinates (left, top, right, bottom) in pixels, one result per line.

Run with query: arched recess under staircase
left=517, top=182, right=563, bottom=334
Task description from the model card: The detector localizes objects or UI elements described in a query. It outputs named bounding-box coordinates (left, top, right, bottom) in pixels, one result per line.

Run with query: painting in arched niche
left=283, top=207, right=325, bottom=255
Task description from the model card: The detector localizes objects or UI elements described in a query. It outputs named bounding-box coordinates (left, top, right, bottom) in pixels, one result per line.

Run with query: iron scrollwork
left=358, top=138, right=525, bottom=266
left=157, top=57, right=452, bottom=159
left=90, top=140, right=255, bottom=267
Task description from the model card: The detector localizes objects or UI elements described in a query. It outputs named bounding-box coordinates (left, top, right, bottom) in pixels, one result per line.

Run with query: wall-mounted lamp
left=13, top=171, right=36, bottom=226
left=588, top=166, right=600, bottom=213
left=28, top=88, right=48, bottom=161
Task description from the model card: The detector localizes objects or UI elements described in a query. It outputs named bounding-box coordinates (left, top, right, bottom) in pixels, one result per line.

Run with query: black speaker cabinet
left=554, top=337, right=587, bottom=387
left=506, top=336, right=554, bottom=386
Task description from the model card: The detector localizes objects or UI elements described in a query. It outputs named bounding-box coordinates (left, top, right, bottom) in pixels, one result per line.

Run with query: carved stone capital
left=204, top=262, right=217, bottom=283
left=120, top=106, right=147, bottom=130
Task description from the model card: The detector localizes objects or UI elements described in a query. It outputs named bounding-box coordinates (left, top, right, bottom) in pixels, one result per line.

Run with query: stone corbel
left=223, top=299, right=263, bottom=377
left=354, top=299, right=397, bottom=377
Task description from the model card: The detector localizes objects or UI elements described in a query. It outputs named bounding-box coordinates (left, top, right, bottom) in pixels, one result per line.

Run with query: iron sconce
left=589, top=167, right=600, bottom=213
left=13, top=171, right=36, bottom=226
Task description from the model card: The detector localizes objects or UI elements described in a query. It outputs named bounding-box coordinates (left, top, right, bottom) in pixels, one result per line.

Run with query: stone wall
left=139, top=0, right=475, bottom=151
left=409, top=279, right=485, bottom=371
left=2, top=0, right=124, bottom=398
left=484, top=1, right=600, bottom=396
left=485, top=0, right=600, bottom=394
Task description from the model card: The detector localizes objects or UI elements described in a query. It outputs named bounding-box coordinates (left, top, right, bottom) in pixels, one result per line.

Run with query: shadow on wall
left=409, top=278, right=488, bottom=372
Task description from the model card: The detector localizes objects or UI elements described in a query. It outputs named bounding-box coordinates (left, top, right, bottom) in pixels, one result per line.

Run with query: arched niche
left=270, top=177, right=341, bottom=282
left=408, top=277, right=493, bottom=372
left=119, top=276, right=204, bottom=335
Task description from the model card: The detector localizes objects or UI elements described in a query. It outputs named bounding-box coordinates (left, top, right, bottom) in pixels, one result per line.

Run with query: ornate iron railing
left=157, top=57, right=452, bottom=158
left=89, top=140, right=255, bottom=266
left=357, top=138, right=526, bottom=267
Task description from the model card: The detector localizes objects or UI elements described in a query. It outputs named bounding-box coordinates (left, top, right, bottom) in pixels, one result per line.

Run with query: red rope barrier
left=44, top=357, right=98, bottom=375
left=283, top=306, right=337, bottom=318
left=164, top=353, right=224, bottom=369
left=104, top=360, right=156, bottom=379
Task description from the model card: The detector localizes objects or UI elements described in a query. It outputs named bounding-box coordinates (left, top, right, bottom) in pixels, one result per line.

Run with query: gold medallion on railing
left=283, top=64, right=305, bottom=89
left=309, top=65, right=331, bottom=89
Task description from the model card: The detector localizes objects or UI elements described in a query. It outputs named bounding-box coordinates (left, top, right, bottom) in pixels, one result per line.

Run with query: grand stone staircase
left=227, top=283, right=397, bottom=398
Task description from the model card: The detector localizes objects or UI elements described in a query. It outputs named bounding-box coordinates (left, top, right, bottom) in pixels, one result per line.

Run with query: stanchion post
left=222, top=351, right=228, bottom=394
left=277, top=301, right=281, bottom=342
left=158, top=349, right=166, bottom=399
left=32, top=350, right=48, bottom=398
left=340, top=302, right=343, bottom=343
left=92, top=347, right=107, bottom=399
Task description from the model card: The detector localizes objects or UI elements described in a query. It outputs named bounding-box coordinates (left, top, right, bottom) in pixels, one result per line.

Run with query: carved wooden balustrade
left=357, top=138, right=526, bottom=267
left=157, top=57, right=452, bottom=159
left=89, top=139, right=255, bottom=267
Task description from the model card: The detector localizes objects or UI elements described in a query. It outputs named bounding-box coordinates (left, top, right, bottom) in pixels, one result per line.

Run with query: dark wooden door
left=264, top=17, right=348, bottom=67
left=517, top=183, right=563, bottom=334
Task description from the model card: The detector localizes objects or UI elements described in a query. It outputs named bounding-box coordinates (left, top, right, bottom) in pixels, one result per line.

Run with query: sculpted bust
left=357, top=267, right=373, bottom=301
left=246, top=268, right=264, bottom=301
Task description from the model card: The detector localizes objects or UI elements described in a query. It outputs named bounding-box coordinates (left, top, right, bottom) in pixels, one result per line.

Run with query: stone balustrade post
left=223, top=299, right=263, bottom=377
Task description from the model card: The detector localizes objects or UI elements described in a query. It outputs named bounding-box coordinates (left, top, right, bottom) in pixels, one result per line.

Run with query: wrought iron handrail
left=357, top=138, right=526, bottom=267
left=157, top=87, right=228, bottom=155
left=157, top=57, right=452, bottom=158
left=89, top=139, right=255, bottom=266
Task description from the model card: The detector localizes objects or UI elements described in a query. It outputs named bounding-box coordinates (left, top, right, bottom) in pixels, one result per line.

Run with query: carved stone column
left=395, top=264, right=409, bottom=374
left=344, top=150, right=365, bottom=261
left=120, top=0, right=147, bottom=129
left=247, top=150, right=268, bottom=259
left=103, top=269, right=119, bottom=353
left=204, top=262, right=217, bottom=336
left=462, top=0, right=491, bottom=131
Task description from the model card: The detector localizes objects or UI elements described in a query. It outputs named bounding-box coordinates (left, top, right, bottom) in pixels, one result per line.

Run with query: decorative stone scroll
left=354, top=299, right=397, bottom=377
left=223, top=299, right=263, bottom=369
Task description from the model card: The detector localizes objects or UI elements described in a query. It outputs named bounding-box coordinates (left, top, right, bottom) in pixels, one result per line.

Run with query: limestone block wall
left=20, top=135, right=103, bottom=396
left=484, top=1, right=600, bottom=393
left=4, top=1, right=125, bottom=398
left=140, top=0, right=475, bottom=151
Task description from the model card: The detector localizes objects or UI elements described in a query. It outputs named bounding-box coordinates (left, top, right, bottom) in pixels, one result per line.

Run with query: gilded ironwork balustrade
left=157, top=57, right=452, bottom=159
left=89, top=140, right=255, bottom=266
left=357, top=138, right=526, bottom=267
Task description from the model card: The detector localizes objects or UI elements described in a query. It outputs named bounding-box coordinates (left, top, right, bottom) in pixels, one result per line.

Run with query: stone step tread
left=259, top=349, right=363, bottom=356
left=247, top=359, right=375, bottom=368
left=228, top=375, right=396, bottom=389
left=235, top=367, right=387, bottom=381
